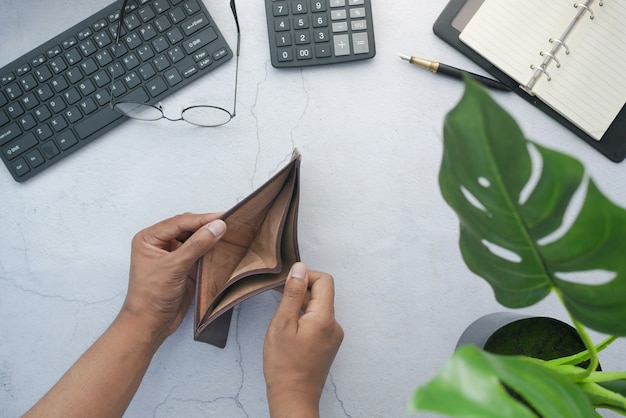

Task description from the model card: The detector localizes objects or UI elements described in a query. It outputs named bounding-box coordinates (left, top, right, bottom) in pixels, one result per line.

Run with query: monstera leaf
left=411, top=345, right=597, bottom=417
left=439, top=79, right=626, bottom=336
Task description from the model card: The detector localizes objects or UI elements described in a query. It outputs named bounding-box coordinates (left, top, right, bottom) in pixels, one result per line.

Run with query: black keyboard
left=0, top=0, right=233, bottom=182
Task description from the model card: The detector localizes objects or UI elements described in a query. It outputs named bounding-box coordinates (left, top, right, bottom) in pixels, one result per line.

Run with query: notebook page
left=533, top=1, right=626, bottom=140
left=459, top=0, right=576, bottom=86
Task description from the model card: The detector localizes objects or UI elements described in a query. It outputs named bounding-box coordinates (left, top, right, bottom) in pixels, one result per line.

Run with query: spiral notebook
left=434, top=0, right=626, bottom=162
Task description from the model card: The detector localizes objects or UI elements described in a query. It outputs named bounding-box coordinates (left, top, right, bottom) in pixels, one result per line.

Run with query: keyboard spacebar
left=75, top=89, right=150, bottom=139
left=75, top=108, right=123, bottom=139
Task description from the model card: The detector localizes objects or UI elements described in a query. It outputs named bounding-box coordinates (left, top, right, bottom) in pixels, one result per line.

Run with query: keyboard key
left=75, top=107, right=124, bottom=139
left=19, top=114, right=37, bottom=130
left=36, top=85, right=54, bottom=101
left=81, top=58, right=100, bottom=75
left=1, top=73, right=16, bottom=85
left=21, top=93, right=39, bottom=110
left=166, top=28, right=184, bottom=44
left=47, top=45, right=62, bottom=58
left=12, top=158, right=30, bottom=177
left=164, top=68, right=182, bottom=86
left=139, top=6, right=156, bottom=22
left=80, top=40, right=98, bottom=57
left=7, top=103, right=25, bottom=119
left=41, top=141, right=60, bottom=159
left=65, top=48, right=82, bottom=65
left=55, top=131, right=79, bottom=151
left=48, top=98, right=67, bottom=114
left=79, top=98, right=98, bottom=115
left=65, top=107, right=83, bottom=123
left=5, top=84, right=23, bottom=100
left=0, top=110, right=8, bottom=127
left=95, top=32, right=112, bottom=48
left=25, top=149, right=45, bottom=168
left=183, top=0, right=201, bottom=15
left=35, top=66, right=53, bottom=82
left=153, top=0, right=171, bottom=14
left=50, top=57, right=68, bottom=74
left=34, top=105, right=52, bottom=122
left=63, top=37, right=78, bottom=49
left=169, top=7, right=186, bottom=23
left=77, top=28, right=93, bottom=40
left=31, top=55, right=47, bottom=67
left=182, top=15, right=209, bottom=35
left=16, top=64, right=31, bottom=76
left=0, top=122, right=22, bottom=146
left=182, top=27, right=218, bottom=54
left=64, top=88, right=82, bottom=105
left=51, top=76, right=69, bottom=93
left=66, top=68, right=84, bottom=83
left=3, top=132, right=38, bottom=160
left=19, top=74, right=38, bottom=91
left=147, top=76, right=168, bottom=96
left=50, top=115, right=68, bottom=132
left=35, top=124, right=53, bottom=140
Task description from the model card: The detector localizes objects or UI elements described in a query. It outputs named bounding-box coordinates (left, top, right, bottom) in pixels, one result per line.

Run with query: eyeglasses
left=109, top=0, right=240, bottom=127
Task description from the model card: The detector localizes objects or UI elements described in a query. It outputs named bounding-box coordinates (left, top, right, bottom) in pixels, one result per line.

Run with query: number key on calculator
left=265, top=0, right=376, bottom=68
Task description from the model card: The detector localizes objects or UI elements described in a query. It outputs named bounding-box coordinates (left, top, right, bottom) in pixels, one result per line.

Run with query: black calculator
left=264, top=0, right=376, bottom=68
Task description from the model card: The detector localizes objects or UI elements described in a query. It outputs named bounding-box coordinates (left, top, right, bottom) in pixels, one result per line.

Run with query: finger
left=305, top=272, right=336, bottom=315
left=142, top=213, right=223, bottom=246
left=273, top=262, right=309, bottom=329
left=172, top=219, right=227, bottom=266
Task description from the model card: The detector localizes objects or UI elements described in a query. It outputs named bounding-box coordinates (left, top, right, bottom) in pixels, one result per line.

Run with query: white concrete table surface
left=2, top=1, right=625, bottom=417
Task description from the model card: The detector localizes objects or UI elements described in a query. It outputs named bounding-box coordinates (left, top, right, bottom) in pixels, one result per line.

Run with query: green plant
left=411, top=78, right=626, bottom=417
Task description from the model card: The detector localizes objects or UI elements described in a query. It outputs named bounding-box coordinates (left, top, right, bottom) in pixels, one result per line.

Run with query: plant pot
left=456, top=312, right=595, bottom=368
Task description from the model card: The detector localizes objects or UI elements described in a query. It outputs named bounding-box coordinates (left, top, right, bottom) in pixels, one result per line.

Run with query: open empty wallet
left=194, top=150, right=302, bottom=348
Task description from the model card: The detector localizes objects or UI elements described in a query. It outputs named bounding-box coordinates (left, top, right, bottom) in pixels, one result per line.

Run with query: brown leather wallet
left=194, top=150, right=301, bottom=347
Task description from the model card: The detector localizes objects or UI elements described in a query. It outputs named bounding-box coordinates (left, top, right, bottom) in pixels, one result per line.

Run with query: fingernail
left=290, top=262, right=306, bottom=280
left=206, top=220, right=227, bottom=238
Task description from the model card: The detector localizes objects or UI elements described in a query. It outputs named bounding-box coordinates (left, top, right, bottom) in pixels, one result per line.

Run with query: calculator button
left=274, top=18, right=290, bottom=31
left=311, top=1, right=326, bottom=12
left=352, top=32, right=370, bottom=54
left=330, top=10, right=347, bottom=20
left=315, top=44, right=331, bottom=58
left=292, top=2, right=307, bottom=14
left=312, top=14, right=328, bottom=27
left=276, top=33, right=292, bottom=46
left=273, top=2, right=288, bottom=16
left=296, top=46, right=313, bottom=60
left=351, top=20, right=367, bottom=30
left=333, top=34, right=350, bottom=56
left=329, top=0, right=346, bottom=7
left=277, top=47, right=294, bottom=62
left=294, top=16, right=309, bottom=29
left=350, top=8, right=366, bottom=19
left=332, top=22, right=348, bottom=32
left=314, top=29, right=329, bottom=43
left=295, top=31, right=311, bottom=44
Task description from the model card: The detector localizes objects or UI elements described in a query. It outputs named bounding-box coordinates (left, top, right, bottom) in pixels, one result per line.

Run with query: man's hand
left=121, top=212, right=227, bottom=344
left=263, top=263, right=344, bottom=418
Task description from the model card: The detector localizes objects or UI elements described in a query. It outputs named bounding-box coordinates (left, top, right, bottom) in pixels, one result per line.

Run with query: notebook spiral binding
left=521, top=0, right=604, bottom=95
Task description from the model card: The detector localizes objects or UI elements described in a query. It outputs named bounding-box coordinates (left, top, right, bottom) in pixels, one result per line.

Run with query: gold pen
left=398, top=54, right=511, bottom=92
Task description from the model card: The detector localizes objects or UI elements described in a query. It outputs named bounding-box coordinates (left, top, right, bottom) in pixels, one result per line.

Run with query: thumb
left=175, top=219, right=227, bottom=266
left=273, top=263, right=309, bottom=328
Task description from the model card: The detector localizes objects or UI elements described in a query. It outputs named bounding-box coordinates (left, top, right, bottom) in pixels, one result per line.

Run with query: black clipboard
left=433, top=0, right=626, bottom=163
